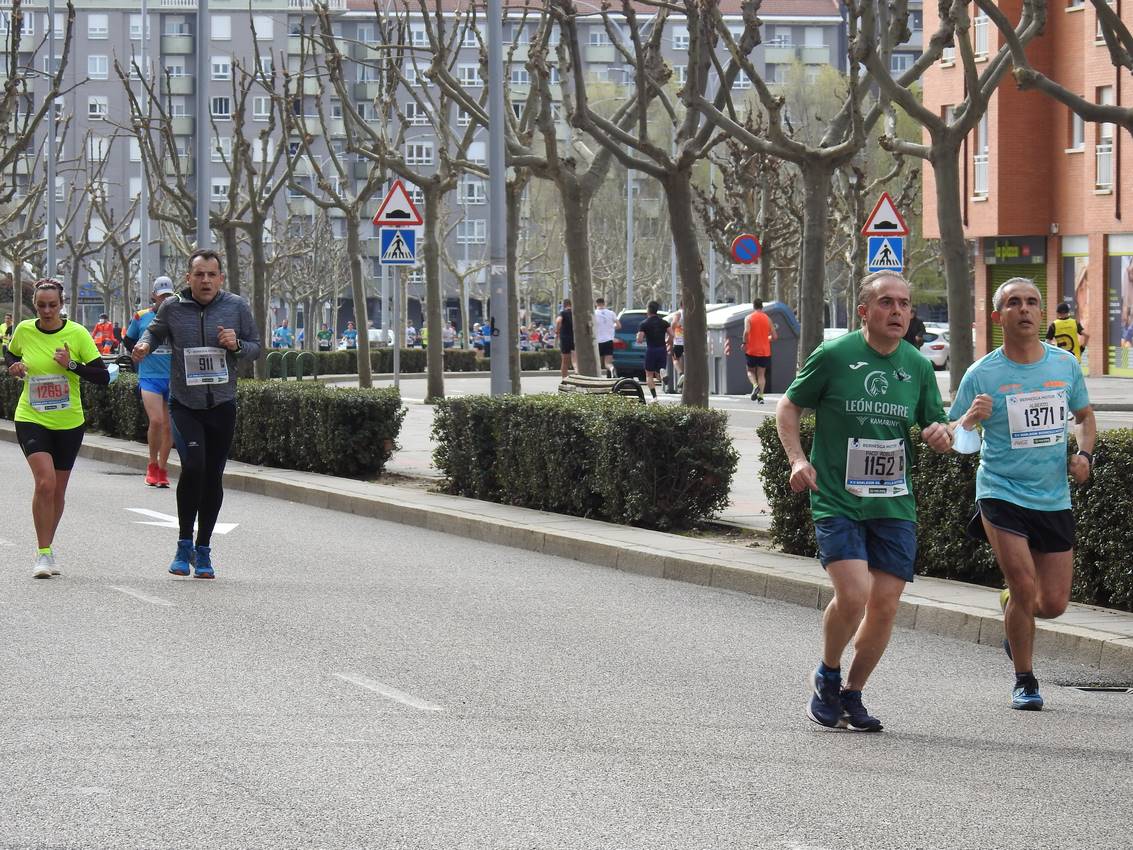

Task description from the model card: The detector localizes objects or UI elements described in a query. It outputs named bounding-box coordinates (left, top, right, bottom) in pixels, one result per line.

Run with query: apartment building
left=4, top=0, right=853, bottom=327
left=921, top=0, right=1133, bottom=376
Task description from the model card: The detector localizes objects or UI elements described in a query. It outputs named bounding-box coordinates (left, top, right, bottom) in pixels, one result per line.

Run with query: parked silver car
left=920, top=329, right=950, bottom=370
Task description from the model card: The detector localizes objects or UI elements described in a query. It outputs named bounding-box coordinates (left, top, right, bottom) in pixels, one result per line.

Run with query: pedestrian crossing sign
left=380, top=227, right=417, bottom=266
left=867, top=236, right=904, bottom=272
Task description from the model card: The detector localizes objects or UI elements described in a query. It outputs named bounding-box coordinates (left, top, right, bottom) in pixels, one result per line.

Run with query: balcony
left=170, top=116, right=193, bottom=135
left=325, top=117, right=346, bottom=137
left=290, top=0, right=345, bottom=9
left=584, top=45, right=616, bottom=63
left=301, top=76, right=324, bottom=96
left=162, top=75, right=193, bottom=96
left=800, top=46, right=829, bottom=64
left=354, top=81, right=382, bottom=100
left=507, top=44, right=529, bottom=62
left=164, top=156, right=192, bottom=176
left=288, top=34, right=324, bottom=55
left=1096, top=141, right=1114, bottom=188
left=352, top=42, right=382, bottom=62
left=764, top=45, right=796, bottom=64
left=161, top=35, right=193, bottom=55
left=287, top=196, right=318, bottom=215
left=973, top=153, right=989, bottom=196
left=354, top=159, right=373, bottom=179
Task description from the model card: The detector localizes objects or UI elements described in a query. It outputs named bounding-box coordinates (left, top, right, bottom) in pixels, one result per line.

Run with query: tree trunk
left=249, top=220, right=270, bottom=379
left=664, top=170, right=709, bottom=408
left=422, top=187, right=445, bottom=402
left=758, top=173, right=772, bottom=301
left=506, top=180, right=522, bottom=393
left=560, top=182, right=599, bottom=377
left=12, top=265, right=23, bottom=323
left=223, top=227, right=241, bottom=297
left=66, top=262, right=81, bottom=324
left=930, top=148, right=973, bottom=392
left=460, top=277, right=470, bottom=350
left=346, top=216, right=373, bottom=388
left=797, top=161, right=835, bottom=366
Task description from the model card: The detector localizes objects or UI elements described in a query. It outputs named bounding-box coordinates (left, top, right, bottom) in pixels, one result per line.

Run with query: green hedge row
left=304, top=348, right=562, bottom=376
left=756, top=416, right=1133, bottom=612
left=433, top=394, right=738, bottom=530
left=0, top=373, right=405, bottom=478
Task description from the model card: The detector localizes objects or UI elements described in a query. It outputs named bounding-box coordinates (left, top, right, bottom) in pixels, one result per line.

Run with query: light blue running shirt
left=126, top=308, right=172, bottom=380
left=949, top=344, right=1089, bottom=511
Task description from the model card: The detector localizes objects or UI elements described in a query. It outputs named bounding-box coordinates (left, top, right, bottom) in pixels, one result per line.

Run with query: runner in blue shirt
left=949, top=277, right=1095, bottom=712
left=125, top=276, right=176, bottom=487
left=271, top=320, right=294, bottom=349
left=341, top=321, right=358, bottom=350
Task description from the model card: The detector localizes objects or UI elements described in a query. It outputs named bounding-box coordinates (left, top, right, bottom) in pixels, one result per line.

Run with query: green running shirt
left=8, top=319, right=101, bottom=430
left=785, top=330, right=946, bottom=523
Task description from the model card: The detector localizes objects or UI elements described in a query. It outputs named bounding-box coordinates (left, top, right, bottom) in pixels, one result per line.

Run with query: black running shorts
left=967, top=498, right=1075, bottom=554
left=15, top=421, right=86, bottom=471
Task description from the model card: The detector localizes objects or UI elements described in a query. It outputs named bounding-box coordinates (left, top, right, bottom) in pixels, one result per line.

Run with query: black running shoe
left=840, top=689, right=883, bottom=732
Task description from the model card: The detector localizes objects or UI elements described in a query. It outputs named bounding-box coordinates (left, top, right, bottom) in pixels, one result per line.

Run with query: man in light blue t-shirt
left=949, top=277, right=1095, bottom=713
left=125, top=276, right=176, bottom=488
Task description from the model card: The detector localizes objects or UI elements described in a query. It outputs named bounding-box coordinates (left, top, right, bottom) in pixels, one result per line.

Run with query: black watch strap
left=1077, top=449, right=1094, bottom=466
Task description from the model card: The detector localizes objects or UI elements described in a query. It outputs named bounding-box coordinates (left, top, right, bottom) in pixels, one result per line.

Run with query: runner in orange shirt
left=742, top=299, right=778, bottom=403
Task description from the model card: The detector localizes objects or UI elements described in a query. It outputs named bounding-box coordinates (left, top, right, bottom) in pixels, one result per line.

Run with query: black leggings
left=170, top=400, right=236, bottom=547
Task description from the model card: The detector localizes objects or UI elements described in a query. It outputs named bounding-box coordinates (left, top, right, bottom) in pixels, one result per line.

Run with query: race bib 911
left=184, top=346, right=228, bottom=386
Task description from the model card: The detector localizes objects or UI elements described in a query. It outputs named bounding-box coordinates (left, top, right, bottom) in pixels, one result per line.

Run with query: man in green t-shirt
left=776, top=272, right=954, bottom=731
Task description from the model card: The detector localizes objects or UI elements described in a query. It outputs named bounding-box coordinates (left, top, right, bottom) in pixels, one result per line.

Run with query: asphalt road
left=1, top=442, right=1130, bottom=849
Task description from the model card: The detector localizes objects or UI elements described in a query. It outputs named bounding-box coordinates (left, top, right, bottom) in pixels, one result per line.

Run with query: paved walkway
left=5, top=419, right=1131, bottom=677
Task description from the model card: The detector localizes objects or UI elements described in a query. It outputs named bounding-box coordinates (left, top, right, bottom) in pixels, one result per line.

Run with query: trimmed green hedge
left=306, top=348, right=561, bottom=376
left=433, top=394, right=738, bottom=529
left=1, top=373, right=405, bottom=478
left=756, top=416, right=1133, bottom=612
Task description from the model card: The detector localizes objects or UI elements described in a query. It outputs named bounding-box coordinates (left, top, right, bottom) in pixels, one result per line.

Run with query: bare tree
left=862, top=0, right=1045, bottom=388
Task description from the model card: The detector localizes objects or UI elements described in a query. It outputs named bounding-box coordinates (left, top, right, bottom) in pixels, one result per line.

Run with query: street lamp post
left=45, top=0, right=57, bottom=279
left=486, top=0, right=509, bottom=394
left=195, top=0, right=210, bottom=248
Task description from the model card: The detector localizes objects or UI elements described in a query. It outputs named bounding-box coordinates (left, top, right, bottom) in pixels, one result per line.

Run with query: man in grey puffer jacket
left=133, top=249, right=261, bottom=579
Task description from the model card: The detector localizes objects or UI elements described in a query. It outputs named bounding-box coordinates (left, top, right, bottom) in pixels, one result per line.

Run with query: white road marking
left=0, top=537, right=16, bottom=547
left=127, top=508, right=238, bottom=535
left=333, top=673, right=444, bottom=712
left=109, top=586, right=174, bottom=607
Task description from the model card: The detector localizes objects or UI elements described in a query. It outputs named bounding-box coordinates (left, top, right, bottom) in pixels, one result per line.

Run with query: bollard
left=282, top=349, right=299, bottom=379
left=265, top=350, right=284, bottom=379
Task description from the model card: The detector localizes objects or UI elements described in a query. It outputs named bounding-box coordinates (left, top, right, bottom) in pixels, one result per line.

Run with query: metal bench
left=557, top=373, right=646, bottom=404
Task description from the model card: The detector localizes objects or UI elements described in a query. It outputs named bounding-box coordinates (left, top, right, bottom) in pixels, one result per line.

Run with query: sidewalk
left=5, top=421, right=1131, bottom=677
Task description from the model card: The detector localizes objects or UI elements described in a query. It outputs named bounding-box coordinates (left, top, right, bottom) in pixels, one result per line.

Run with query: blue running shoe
left=1011, top=680, right=1044, bottom=711
left=169, top=539, right=194, bottom=576
left=806, top=667, right=845, bottom=728
left=194, top=545, right=215, bottom=579
left=840, top=689, right=883, bottom=732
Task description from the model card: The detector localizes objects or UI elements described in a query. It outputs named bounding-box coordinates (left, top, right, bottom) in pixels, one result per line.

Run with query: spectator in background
left=903, top=306, right=926, bottom=350
left=555, top=298, right=574, bottom=378
left=406, top=322, right=418, bottom=348
left=0, top=312, right=15, bottom=349
left=92, top=313, right=117, bottom=355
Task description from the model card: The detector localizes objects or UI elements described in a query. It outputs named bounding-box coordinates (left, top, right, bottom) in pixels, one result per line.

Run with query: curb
left=3, top=423, right=1131, bottom=677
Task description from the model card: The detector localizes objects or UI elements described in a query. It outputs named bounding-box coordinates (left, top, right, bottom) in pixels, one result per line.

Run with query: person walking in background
left=636, top=300, right=672, bottom=400
left=903, top=306, right=926, bottom=350
left=743, top=299, right=778, bottom=403
left=132, top=249, right=260, bottom=580
left=594, top=297, right=621, bottom=378
left=124, top=276, right=177, bottom=488
left=668, top=304, right=685, bottom=389
left=5, top=279, right=110, bottom=579
left=1046, top=302, right=1089, bottom=362
left=92, top=313, right=117, bottom=355
left=556, top=298, right=575, bottom=378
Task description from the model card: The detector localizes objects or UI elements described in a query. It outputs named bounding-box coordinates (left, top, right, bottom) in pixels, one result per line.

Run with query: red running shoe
left=145, top=462, right=160, bottom=486
left=156, top=466, right=170, bottom=488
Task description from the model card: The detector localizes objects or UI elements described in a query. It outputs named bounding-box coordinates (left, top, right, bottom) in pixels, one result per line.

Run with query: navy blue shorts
left=644, top=346, right=667, bottom=373
left=746, top=354, right=772, bottom=369
left=813, top=516, right=918, bottom=582
left=138, top=376, right=170, bottom=400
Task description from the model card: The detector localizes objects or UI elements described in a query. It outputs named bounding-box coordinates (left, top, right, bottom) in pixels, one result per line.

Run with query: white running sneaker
left=33, top=554, right=54, bottom=579
left=48, top=554, right=60, bottom=575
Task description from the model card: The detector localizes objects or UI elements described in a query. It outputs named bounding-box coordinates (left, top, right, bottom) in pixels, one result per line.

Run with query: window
left=942, top=42, right=956, bottom=64
left=410, top=24, right=428, bottom=47
left=212, top=136, right=232, bottom=162
left=973, top=112, right=989, bottom=196
left=169, top=97, right=188, bottom=118
left=252, top=96, right=271, bottom=120
left=509, top=24, right=528, bottom=44
left=289, top=17, right=304, bottom=36
left=973, top=13, right=989, bottom=57
left=174, top=137, right=190, bottom=158
left=129, top=177, right=142, bottom=198
left=357, top=23, right=377, bottom=45
left=252, top=15, right=274, bottom=39
left=463, top=27, right=478, bottom=47
left=589, top=27, right=611, bottom=46
left=331, top=99, right=344, bottom=119
left=1096, top=0, right=1114, bottom=39
left=804, top=27, right=824, bottom=47
left=457, top=219, right=487, bottom=244
left=459, top=179, right=486, bottom=205
left=468, top=141, right=486, bottom=164
left=1069, top=111, right=1085, bottom=150
left=211, top=96, right=232, bottom=119
left=211, top=56, right=231, bottom=81
left=732, top=69, right=751, bottom=90
left=288, top=178, right=310, bottom=199
left=403, top=64, right=419, bottom=86
left=511, top=67, right=530, bottom=86
left=767, top=27, right=792, bottom=46
left=358, top=63, right=380, bottom=83
left=253, top=138, right=273, bottom=164
left=890, top=53, right=913, bottom=74
left=405, top=101, right=431, bottom=125
left=357, top=101, right=377, bottom=121
left=405, top=142, right=434, bottom=165
left=46, top=13, right=65, bottom=37
left=129, top=138, right=141, bottom=162
left=671, top=25, right=688, bottom=50
left=211, top=178, right=230, bottom=201
left=258, top=55, right=273, bottom=77
left=165, top=59, right=187, bottom=77
left=459, top=64, right=483, bottom=86
left=88, top=55, right=109, bottom=80
left=164, top=17, right=189, bottom=36
left=88, top=136, right=110, bottom=163
left=1097, top=85, right=1115, bottom=188
left=211, top=15, right=231, bottom=40
left=287, top=141, right=301, bottom=157
left=88, top=13, right=109, bottom=39
left=42, top=56, right=61, bottom=74
left=457, top=108, right=472, bottom=127
left=87, top=96, right=108, bottom=120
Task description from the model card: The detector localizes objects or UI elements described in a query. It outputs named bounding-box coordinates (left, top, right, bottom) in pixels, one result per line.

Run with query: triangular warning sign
left=862, top=192, right=909, bottom=236
left=868, top=237, right=903, bottom=270
left=373, top=179, right=423, bottom=226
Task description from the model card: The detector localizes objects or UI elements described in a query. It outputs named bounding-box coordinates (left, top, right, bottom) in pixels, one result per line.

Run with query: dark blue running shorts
left=644, top=345, right=667, bottom=373
left=813, top=516, right=918, bottom=582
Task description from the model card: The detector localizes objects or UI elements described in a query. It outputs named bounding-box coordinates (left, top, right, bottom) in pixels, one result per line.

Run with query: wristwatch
left=66, top=359, right=77, bottom=371
left=1076, top=449, right=1094, bottom=467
